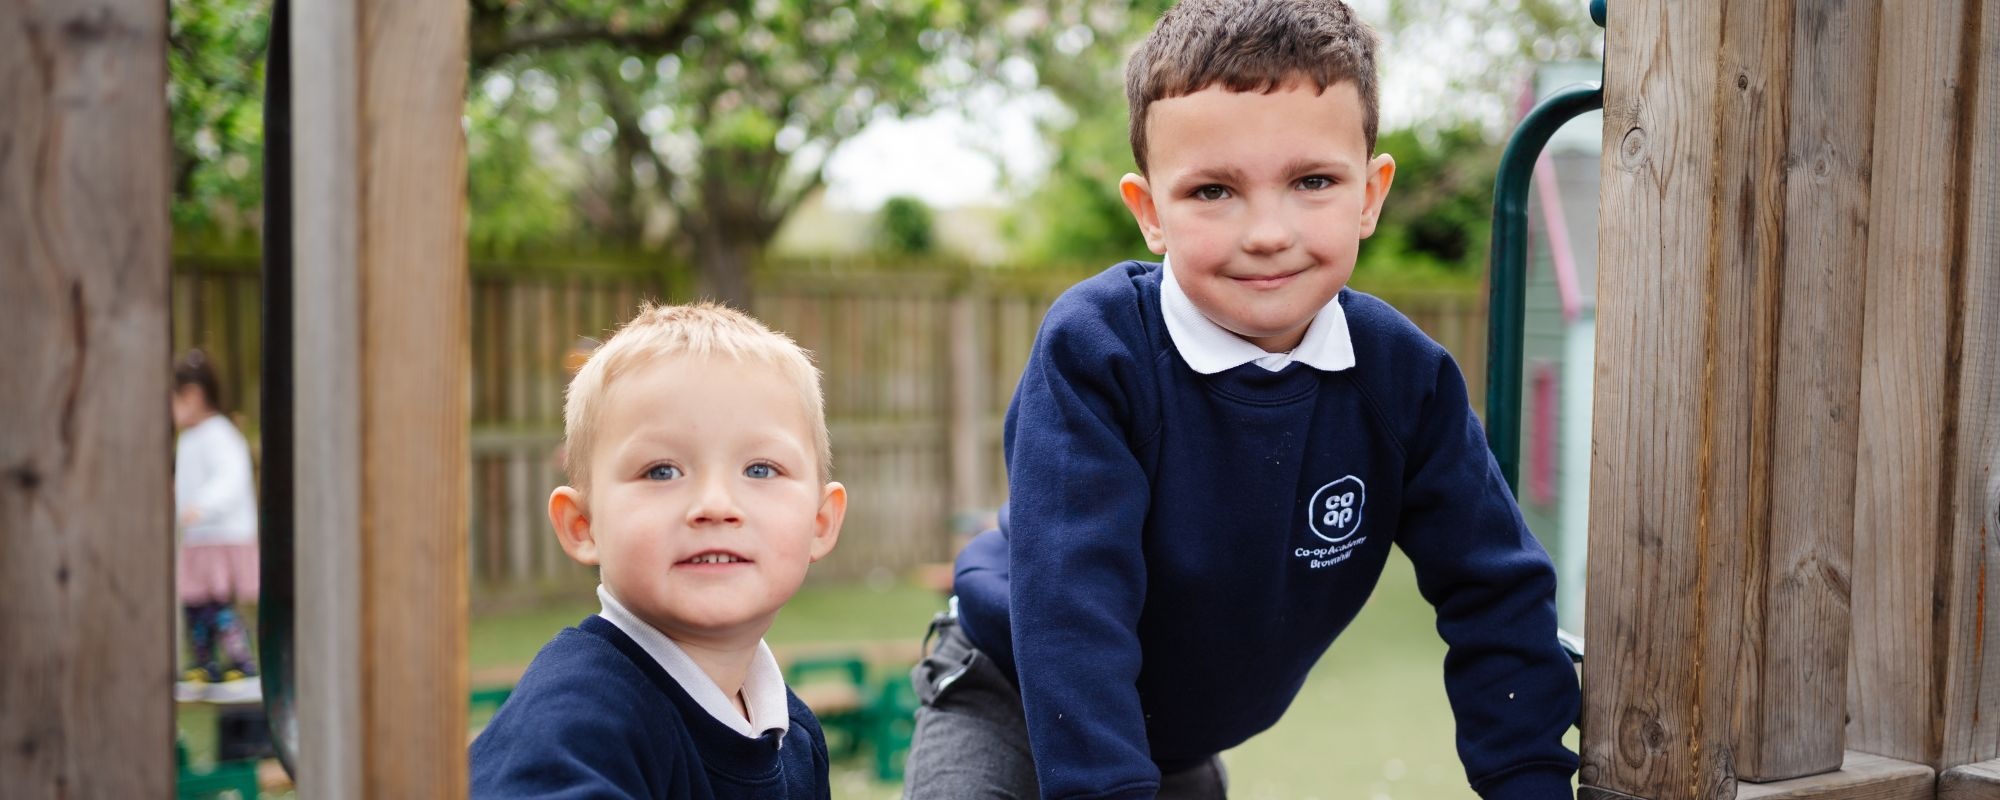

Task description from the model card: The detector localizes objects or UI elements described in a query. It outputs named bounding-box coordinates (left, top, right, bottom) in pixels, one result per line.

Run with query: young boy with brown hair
left=901, top=1, right=1580, bottom=797
left=471, top=302, right=846, bottom=799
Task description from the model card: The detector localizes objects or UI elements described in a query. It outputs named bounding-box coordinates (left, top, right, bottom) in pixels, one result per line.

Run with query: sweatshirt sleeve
left=1003, top=301, right=1161, bottom=800
left=1393, top=352, right=1580, bottom=799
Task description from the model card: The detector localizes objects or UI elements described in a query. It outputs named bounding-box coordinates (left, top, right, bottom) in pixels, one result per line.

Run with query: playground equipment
left=8, top=0, right=1998, bottom=797
left=1483, top=1, right=2000, bottom=798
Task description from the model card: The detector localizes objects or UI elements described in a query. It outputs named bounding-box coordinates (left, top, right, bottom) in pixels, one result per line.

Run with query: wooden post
left=291, top=0, right=470, bottom=796
left=1849, top=0, right=2000, bottom=782
left=1581, top=0, right=1926, bottom=796
left=0, top=1, right=173, bottom=796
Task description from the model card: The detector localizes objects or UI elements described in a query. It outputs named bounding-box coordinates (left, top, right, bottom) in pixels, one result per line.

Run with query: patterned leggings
left=184, top=602, right=256, bottom=676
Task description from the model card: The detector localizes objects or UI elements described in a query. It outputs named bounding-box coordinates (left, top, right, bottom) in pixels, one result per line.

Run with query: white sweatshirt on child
left=175, top=415, right=258, bottom=546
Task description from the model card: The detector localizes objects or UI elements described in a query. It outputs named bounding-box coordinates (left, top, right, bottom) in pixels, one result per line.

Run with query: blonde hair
left=562, top=302, right=830, bottom=496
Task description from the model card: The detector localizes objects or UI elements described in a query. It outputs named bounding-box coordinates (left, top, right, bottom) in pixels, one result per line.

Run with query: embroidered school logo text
left=1297, top=475, right=1368, bottom=569
left=1308, top=475, right=1366, bottom=542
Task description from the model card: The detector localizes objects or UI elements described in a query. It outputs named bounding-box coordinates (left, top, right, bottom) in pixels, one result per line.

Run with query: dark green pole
left=1484, top=86, right=1602, bottom=492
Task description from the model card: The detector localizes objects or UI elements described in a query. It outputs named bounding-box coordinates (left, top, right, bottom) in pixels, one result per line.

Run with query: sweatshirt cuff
left=1477, top=767, right=1575, bottom=800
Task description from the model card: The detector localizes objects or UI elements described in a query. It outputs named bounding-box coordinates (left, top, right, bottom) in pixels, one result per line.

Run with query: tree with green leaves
left=168, top=0, right=271, bottom=244
left=469, top=0, right=998, bottom=306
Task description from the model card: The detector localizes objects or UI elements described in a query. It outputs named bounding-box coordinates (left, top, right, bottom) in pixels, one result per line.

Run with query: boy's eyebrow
left=1282, top=157, right=1355, bottom=176
left=1174, top=165, right=1250, bottom=190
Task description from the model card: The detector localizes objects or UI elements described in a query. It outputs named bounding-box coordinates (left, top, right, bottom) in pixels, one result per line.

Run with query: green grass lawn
left=466, top=553, right=1576, bottom=800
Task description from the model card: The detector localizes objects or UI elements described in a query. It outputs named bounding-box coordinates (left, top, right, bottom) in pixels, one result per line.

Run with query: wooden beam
left=1734, top=752, right=1932, bottom=800
left=292, top=0, right=469, bottom=796
left=1584, top=0, right=1876, bottom=794
left=1936, top=0, right=2000, bottom=771
left=0, top=1, right=173, bottom=797
left=1848, top=0, right=2000, bottom=774
left=1942, top=759, right=2000, bottom=799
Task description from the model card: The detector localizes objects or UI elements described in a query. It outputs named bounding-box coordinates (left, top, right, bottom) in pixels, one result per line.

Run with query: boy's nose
left=686, top=477, right=745, bottom=527
left=1240, top=214, right=1295, bottom=255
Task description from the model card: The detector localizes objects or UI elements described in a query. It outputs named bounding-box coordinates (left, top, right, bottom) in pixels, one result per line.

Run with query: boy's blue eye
left=1297, top=176, right=1333, bottom=191
left=744, top=463, right=776, bottom=479
left=1193, top=185, right=1231, bottom=201
left=645, top=464, right=682, bottom=481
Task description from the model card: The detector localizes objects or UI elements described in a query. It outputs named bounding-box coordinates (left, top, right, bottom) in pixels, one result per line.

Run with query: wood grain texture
left=1586, top=0, right=1881, bottom=793
left=1848, top=0, right=1976, bottom=770
left=358, top=0, right=470, bottom=795
left=1734, top=0, right=1878, bottom=781
left=0, top=1, right=173, bottom=797
left=1942, top=759, right=2000, bottom=799
left=1938, top=0, right=2000, bottom=770
left=1735, top=752, right=1932, bottom=800
left=1584, top=1, right=1737, bottom=796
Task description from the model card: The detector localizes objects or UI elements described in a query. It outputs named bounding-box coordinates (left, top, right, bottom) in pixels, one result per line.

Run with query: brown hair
left=174, top=349, right=226, bottom=415
left=1125, top=0, right=1381, bottom=174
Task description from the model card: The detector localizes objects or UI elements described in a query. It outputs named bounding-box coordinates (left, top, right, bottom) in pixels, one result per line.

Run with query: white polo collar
left=596, top=584, right=791, bottom=743
left=1160, top=256, right=1357, bottom=374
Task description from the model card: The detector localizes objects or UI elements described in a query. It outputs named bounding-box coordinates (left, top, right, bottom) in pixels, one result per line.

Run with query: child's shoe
left=207, top=664, right=262, bottom=704
left=175, top=665, right=219, bottom=702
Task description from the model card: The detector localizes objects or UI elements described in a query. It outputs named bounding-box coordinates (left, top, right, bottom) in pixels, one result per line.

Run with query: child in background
left=471, top=303, right=846, bottom=799
left=172, top=349, right=262, bottom=703
left=902, top=1, right=1580, bottom=797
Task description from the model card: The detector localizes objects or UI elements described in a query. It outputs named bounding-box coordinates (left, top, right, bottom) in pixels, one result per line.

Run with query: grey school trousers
left=901, top=612, right=1229, bottom=799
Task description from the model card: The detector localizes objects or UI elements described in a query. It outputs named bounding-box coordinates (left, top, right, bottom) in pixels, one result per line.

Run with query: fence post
left=949, top=288, right=988, bottom=530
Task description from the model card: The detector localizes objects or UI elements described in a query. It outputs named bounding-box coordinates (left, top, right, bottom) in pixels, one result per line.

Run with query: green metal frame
left=1484, top=0, right=1607, bottom=492
left=1483, top=84, right=1602, bottom=490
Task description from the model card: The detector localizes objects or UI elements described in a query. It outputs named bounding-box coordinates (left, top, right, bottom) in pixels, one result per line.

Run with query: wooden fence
left=171, top=257, right=1486, bottom=595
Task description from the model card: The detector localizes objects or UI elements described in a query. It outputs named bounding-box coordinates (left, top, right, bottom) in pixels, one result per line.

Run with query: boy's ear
left=549, top=486, right=599, bottom=566
left=1357, top=153, right=1397, bottom=239
left=808, top=482, right=848, bottom=563
left=1119, top=173, right=1169, bottom=255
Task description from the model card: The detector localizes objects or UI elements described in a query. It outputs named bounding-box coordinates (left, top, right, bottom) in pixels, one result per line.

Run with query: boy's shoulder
left=470, top=619, right=694, bottom=796
left=1036, top=260, right=1168, bottom=355
left=1337, top=287, right=1458, bottom=389
left=497, top=618, right=687, bottom=732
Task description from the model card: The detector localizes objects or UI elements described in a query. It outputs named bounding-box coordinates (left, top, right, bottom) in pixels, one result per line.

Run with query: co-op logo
left=1308, top=475, right=1366, bottom=542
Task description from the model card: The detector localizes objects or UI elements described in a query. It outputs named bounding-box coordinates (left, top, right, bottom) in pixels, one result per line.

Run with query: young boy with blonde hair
left=902, top=1, right=1580, bottom=797
left=472, top=302, right=845, bottom=799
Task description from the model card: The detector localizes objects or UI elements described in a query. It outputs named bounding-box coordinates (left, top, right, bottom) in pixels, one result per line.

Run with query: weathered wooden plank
left=1735, top=0, right=1879, bottom=781
left=1941, top=759, right=2000, bottom=799
left=1710, top=0, right=1798, bottom=778
left=1587, top=0, right=1881, bottom=790
left=1937, top=0, right=2000, bottom=770
left=1735, top=752, right=1932, bottom=800
left=1848, top=0, right=1977, bottom=771
left=0, top=1, right=173, bottom=796
left=1582, top=0, right=1737, bottom=795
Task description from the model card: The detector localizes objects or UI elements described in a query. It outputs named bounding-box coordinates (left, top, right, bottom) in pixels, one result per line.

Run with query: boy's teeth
left=688, top=553, right=744, bottom=564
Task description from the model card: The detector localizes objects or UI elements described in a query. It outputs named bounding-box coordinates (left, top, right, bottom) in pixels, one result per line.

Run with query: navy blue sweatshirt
left=470, top=616, right=831, bottom=799
left=953, top=262, right=1579, bottom=800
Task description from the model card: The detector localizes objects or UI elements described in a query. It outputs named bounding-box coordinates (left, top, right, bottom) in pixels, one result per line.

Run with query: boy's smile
left=552, top=353, right=845, bottom=651
left=1121, top=80, right=1395, bottom=353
